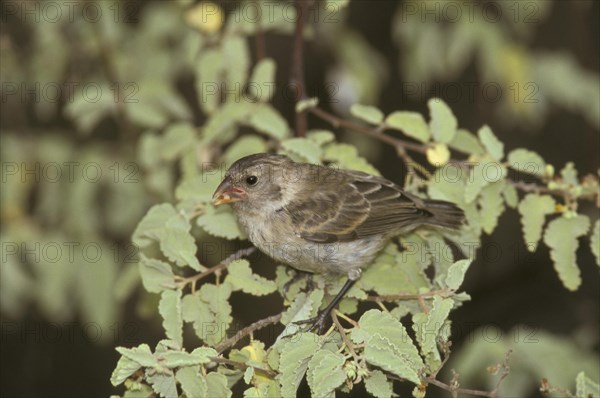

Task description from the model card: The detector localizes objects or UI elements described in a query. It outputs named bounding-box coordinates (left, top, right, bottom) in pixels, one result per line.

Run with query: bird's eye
left=245, top=175, right=258, bottom=186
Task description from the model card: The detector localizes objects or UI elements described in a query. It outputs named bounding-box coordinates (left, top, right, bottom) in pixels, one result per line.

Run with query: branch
left=209, top=356, right=277, bottom=378
left=291, top=0, right=313, bottom=137
left=215, top=313, right=282, bottom=354
left=363, top=288, right=454, bottom=303
left=175, top=247, right=256, bottom=292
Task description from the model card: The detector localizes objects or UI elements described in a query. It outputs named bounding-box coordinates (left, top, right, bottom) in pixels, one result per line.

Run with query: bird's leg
left=295, top=277, right=357, bottom=334
left=282, top=270, right=314, bottom=299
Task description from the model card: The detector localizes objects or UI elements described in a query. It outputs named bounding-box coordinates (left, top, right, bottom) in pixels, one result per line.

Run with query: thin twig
left=364, top=289, right=454, bottom=302
left=291, top=0, right=314, bottom=137
left=175, top=247, right=256, bottom=291
left=216, top=313, right=282, bottom=353
left=209, top=356, right=277, bottom=378
left=332, top=311, right=362, bottom=367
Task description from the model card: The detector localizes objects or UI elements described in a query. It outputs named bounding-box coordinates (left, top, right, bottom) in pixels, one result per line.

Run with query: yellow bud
left=426, top=143, right=450, bottom=166
left=185, top=2, right=224, bottom=34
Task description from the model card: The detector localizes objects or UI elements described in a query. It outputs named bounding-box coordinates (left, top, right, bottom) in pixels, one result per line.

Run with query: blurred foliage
left=0, top=0, right=598, bottom=397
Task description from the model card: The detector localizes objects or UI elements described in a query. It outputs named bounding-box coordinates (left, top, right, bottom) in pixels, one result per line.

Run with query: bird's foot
left=293, top=309, right=330, bottom=334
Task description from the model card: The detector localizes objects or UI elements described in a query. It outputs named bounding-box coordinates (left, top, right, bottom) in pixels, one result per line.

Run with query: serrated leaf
left=279, top=290, right=324, bottom=339
left=138, top=255, right=175, bottom=293
left=428, top=98, right=457, bottom=143
left=444, top=259, right=471, bottom=290
left=477, top=125, right=504, bottom=161
left=543, top=215, right=590, bottom=291
left=207, top=372, right=233, bottom=398
left=199, top=283, right=233, bottom=345
left=111, top=355, right=142, bottom=386
left=203, top=102, right=253, bottom=142
left=385, top=111, right=430, bottom=143
left=182, top=292, right=215, bottom=344
left=306, top=349, right=346, bottom=398
left=479, top=179, right=506, bottom=234
left=465, top=159, right=506, bottom=203
left=426, top=143, right=451, bottom=166
left=307, top=130, right=335, bottom=146
left=156, top=214, right=202, bottom=270
left=247, top=104, right=290, bottom=139
left=576, top=371, right=600, bottom=398
left=365, top=369, right=392, bottom=398
left=175, top=172, right=224, bottom=204
left=351, top=310, right=424, bottom=384
left=418, top=296, right=453, bottom=355
left=591, top=220, right=600, bottom=267
left=158, top=290, right=183, bottom=347
left=161, top=347, right=217, bottom=368
left=116, top=344, right=158, bottom=368
left=132, top=204, right=178, bottom=248
left=176, top=366, right=208, bottom=397
left=507, top=148, right=546, bottom=178
left=350, top=104, right=384, bottom=125
left=146, top=369, right=177, bottom=398
left=249, top=58, right=276, bottom=101
left=281, top=137, right=322, bottom=164
left=223, top=34, right=250, bottom=92
left=560, top=162, right=578, bottom=185
left=224, top=259, right=277, bottom=296
left=448, top=129, right=485, bottom=155
left=502, top=183, right=519, bottom=208
left=197, top=206, right=245, bottom=240
left=161, top=123, right=197, bottom=161
left=518, top=194, right=555, bottom=252
left=323, top=143, right=380, bottom=175
left=277, top=333, right=320, bottom=398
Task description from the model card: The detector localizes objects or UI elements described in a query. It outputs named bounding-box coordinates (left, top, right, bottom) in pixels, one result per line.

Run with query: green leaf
left=224, top=259, right=277, bottom=296
left=351, top=310, right=424, bottom=384
left=158, top=290, right=183, bottom=347
left=175, top=172, right=224, bottom=204
left=201, top=283, right=233, bottom=345
left=247, top=104, right=290, bottom=139
left=428, top=98, right=457, bottom=143
left=277, top=333, right=320, bottom=398
left=223, top=35, right=250, bottom=93
left=248, top=58, right=276, bottom=102
left=364, top=369, right=393, bottom=398
left=502, top=183, right=519, bottom=209
left=418, top=296, right=453, bottom=356
left=507, top=148, right=546, bottom=178
left=111, top=355, right=142, bottom=386
left=350, top=104, right=384, bottom=125
left=116, top=344, right=158, bottom=368
left=156, top=213, right=202, bottom=270
left=280, top=289, right=324, bottom=338
left=132, top=204, right=178, bottom=248
left=543, top=215, right=590, bottom=291
left=138, top=255, right=175, bottom=293
left=203, top=102, right=252, bottom=142
left=176, top=366, right=207, bottom=397
left=161, top=347, right=216, bottom=368
left=161, top=123, right=197, bottom=161
left=576, top=371, right=600, bottom=398
left=478, top=179, right=506, bottom=234
left=323, top=143, right=380, bottom=175
left=146, top=369, right=178, bottom=398
left=477, top=125, right=504, bottom=161
left=281, top=137, right=322, bottom=164
left=518, top=194, right=555, bottom=252
left=591, top=220, right=600, bottom=267
left=196, top=48, right=224, bottom=114
left=465, top=158, right=506, bottom=203
left=306, top=349, right=346, bottom=398
left=197, top=206, right=245, bottom=240
left=206, top=371, right=233, bottom=398
left=561, top=162, right=578, bottom=185
left=385, top=111, right=430, bottom=143
left=444, top=259, right=471, bottom=291
left=307, top=130, right=335, bottom=146
left=448, top=129, right=485, bottom=155
left=224, top=135, right=268, bottom=164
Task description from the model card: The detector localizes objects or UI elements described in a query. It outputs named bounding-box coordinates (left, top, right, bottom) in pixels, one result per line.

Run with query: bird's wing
left=291, top=169, right=430, bottom=243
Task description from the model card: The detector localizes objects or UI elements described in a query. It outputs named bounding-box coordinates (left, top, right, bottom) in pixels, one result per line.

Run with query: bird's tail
left=422, top=199, right=465, bottom=230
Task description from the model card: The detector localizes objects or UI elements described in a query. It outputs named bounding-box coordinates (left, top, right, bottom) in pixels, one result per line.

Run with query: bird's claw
left=293, top=310, right=330, bottom=334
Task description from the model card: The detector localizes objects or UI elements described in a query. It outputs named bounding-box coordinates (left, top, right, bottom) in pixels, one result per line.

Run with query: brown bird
left=213, top=153, right=464, bottom=332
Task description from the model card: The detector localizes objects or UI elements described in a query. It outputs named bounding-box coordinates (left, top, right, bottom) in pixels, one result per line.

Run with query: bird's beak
left=212, top=178, right=246, bottom=206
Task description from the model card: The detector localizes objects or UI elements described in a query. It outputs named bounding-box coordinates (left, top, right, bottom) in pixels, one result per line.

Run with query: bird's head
left=212, top=153, right=295, bottom=211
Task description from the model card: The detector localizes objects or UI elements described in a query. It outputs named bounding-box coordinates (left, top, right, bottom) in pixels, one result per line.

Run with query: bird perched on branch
left=213, top=153, right=464, bottom=332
